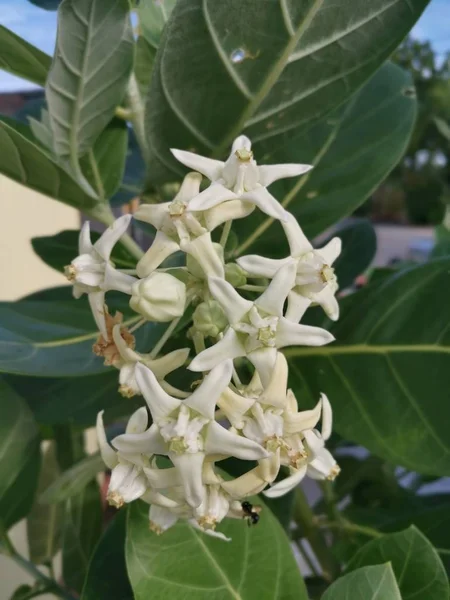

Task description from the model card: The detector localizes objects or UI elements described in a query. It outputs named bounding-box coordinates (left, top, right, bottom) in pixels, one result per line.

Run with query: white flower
left=110, top=324, right=189, bottom=398
left=134, top=172, right=253, bottom=278
left=172, top=135, right=312, bottom=222
left=65, top=215, right=132, bottom=337
left=189, top=263, right=334, bottom=386
left=112, top=361, right=268, bottom=507
left=237, top=213, right=342, bottom=321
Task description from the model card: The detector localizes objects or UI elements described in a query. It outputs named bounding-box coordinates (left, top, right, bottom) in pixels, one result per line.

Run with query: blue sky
left=0, top=0, right=449, bottom=92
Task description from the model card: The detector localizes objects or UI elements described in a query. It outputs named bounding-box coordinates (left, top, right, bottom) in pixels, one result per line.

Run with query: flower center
left=288, top=448, right=308, bottom=469
left=149, top=521, right=164, bottom=535
left=265, top=435, right=282, bottom=453
left=197, top=515, right=217, bottom=530
left=169, top=199, right=187, bottom=217
left=257, top=325, right=276, bottom=347
left=119, top=384, right=137, bottom=399
left=169, top=436, right=189, bottom=454
left=107, top=491, right=125, bottom=509
left=235, top=148, right=253, bottom=162
left=64, top=264, right=76, bottom=282
left=327, top=464, right=341, bottom=481
left=320, top=265, right=335, bottom=284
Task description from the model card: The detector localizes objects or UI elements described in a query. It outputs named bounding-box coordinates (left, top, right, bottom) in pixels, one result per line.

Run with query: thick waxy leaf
left=32, top=229, right=136, bottom=274
left=27, top=444, right=62, bottom=564
left=0, top=286, right=163, bottom=377
left=348, top=527, right=449, bottom=600
left=81, top=510, right=133, bottom=600
left=126, top=500, right=308, bottom=599
left=233, top=62, right=416, bottom=255
left=145, top=0, right=428, bottom=182
left=46, top=0, right=134, bottom=190
left=62, top=481, right=102, bottom=593
left=286, top=259, right=450, bottom=476
left=110, top=130, right=147, bottom=207
left=40, top=453, right=104, bottom=504
left=0, top=381, right=40, bottom=530
left=322, top=564, right=401, bottom=600
left=139, top=0, right=176, bottom=49
left=0, top=120, right=97, bottom=211
left=0, top=26, right=51, bottom=87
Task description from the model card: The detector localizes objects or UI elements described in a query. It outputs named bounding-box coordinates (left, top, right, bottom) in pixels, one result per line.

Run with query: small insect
left=241, top=501, right=262, bottom=526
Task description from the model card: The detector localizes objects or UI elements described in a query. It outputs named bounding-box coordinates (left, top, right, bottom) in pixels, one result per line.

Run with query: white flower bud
left=130, top=273, right=186, bottom=322
left=225, top=263, right=247, bottom=287
left=193, top=300, right=228, bottom=338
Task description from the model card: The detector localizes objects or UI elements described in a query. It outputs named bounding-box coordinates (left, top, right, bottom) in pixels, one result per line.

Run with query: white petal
left=241, top=186, right=289, bottom=221
left=136, top=231, right=180, bottom=278
left=248, top=347, right=277, bottom=388
left=276, top=317, right=335, bottom=348
left=314, top=286, right=340, bottom=321
left=205, top=421, right=268, bottom=460
left=149, top=505, right=179, bottom=533
left=263, top=466, right=307, bottom=498
left=144, top=490, right=181, bottom=509
left=282, top=213, right=312, bottom=257
left=307, top=448, right=337, bottom=480
left=284, top=397, right=322, bottom=435
left=145, top=348, right=190, bottom=379
left=135, top=363, right=181, bottom=420
left=232, top=135, right=252, bottom=152
left=144, top=465, right=181, bottom=489
left=113, top=422, right=167, bottom=455
left=260, top=352, right=289, bottom=408
left=171, top=148, right=224, bottom=181
left=126, top=406, right=149, bottom=434
left=320, top=393, right=333, bottom=441
left=217, top=386, right=255, bottom=426
left=103, top=264, right=136, bottom=294
left=177, top=171, right=202, bottom=204
left=133, top=202, right=170, bottom=230
left=120, top=470, right=148, bottom=503
left=203, top=199, right=255, bottom=231
left=188, top=183, right=237, bottom=211
left=170, top=452, right=205, bottom=507
left=236, top=255, right=291, bottom=278
left=256, top=262, right=297, bottom=316
left=285, top=289, right=312, bottom=323
left=93, top=214, right=132, bottom=260
left=208, top=277, right=252, bottom=324
left=96, top=411, right=117, bottom=470
left=317, top=237, right=342, bottom=266
left=188, top=329, right=245, bottom=372
left=185, top=360, right=233, bottom=419
left=182, top=233, right=224, bottom=278
left=88, top=291, right=107, bottom=338
left=190, top=519, right=231, bottom=542
left=258, top=163, right=313, bottom=187
left=78, top=221, right=93, bottom=254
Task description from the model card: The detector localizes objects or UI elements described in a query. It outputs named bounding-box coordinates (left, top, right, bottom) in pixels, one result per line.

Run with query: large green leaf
left=81, top=510, right=133, bottom=600
left=233, top=62, right=416, bottom=255
left=145, top=0, right=428, bottom=183
left=0, top=26, right=52, bottom=87
left=62, top=481, right=102, bottom=593
left=322, top=564, right=401, bottom=600
left=40, top=453, right=104, bottom=504
left=28, top=0, right=62, bottom=8
left=126, top=500, right=308, bottom=599
left=0, top=381, right=40, bottom=530
left=286, top=259, right=450, bottom=476
left=0, top=120, right=97, bottom=211
left=348, top=527, right=449, bottom=600
left=0, top=287, right=163, bottom=377
left=26, top=444, right=62, bottom=564
left=46, top=0, right=134, bottom=193
left=139, top=0, right=176, bottom=49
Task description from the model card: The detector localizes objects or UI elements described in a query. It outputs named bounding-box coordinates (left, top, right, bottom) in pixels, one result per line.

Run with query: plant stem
left=220, top=220, right=233, bottom=248
left=293, top=487, right=340, bottom=582
left=317, top=518, right=383, bottom=539
left=437, top=548, right=450, bottom=556
left=0, top=531, right=76, bottom=600
left=149, top=316, right=182, bottom=359
left=126, top=73, right=149, bottom=164
left=238, top=284, right=267, bottom=293
left=129, top=318, right=147, bottom=333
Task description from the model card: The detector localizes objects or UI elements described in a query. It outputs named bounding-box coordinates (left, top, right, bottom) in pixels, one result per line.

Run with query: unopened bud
left=225, top=263, right=247, bottom=287
left=193, top=300, right=228, bottom=338
left=130, top=273, right=186, bottom=322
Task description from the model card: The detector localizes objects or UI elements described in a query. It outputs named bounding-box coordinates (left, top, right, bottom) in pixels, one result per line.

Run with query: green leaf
left=46, top=0, right=134, bottom=194
left=348, top=527, right=449, bottom=600
left=0, top=286, right=163, bottom=377
left=135, top=36, right=156, bottom=100
left=233, top=62, right=416, bottom=255
left=0, top=120, right=97, bottom=212
left=62, top=481, right=102, bottom=593
left=110, top=130, right=147, bottom=207
left=139, top=0, right=176, bottom=49
left=28, top=0, right=62, bottom=8
left=286, top=259, right=450, bottom=476
left=81, top=510, right=133, bottom=600
left=126, top=500, right=308, bottom=599
left=0, top=26, right=51, bottom=87
left=322, top=564, right=401, bottom=600
left=27, top=444, right=62, bottom=564
left=40, top=453, right=104, bottom=504
left=0, top=381, right=40, bottom=530
left=32, top=229, right=136, bottom=274
left=145, top=0, right=427, bottom=183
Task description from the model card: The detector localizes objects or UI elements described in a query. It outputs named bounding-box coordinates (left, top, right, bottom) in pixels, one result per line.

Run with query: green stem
left=437, top=548, right=450, bottom=556
left=126, top=73, right=149, bottom=164
left=318, top=518, right=383, bottom=539
left=149, top=316, right=182, bottom=359
left=0, top=531, right=76, bottom=600
left=238, top=284, right=267, bottom=293
left=294, top=487, right=340, bottom=582
left=220, top=220, right=233, bottom=248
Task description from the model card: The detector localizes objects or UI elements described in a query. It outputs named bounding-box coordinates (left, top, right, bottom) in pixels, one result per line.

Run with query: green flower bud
left=225, top=263, right=247, bottom=287
left=192, top=300, right=228, bottom=338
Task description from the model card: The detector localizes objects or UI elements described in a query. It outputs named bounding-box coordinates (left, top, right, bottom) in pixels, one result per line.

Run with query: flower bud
left=193, top=300, right=228, bottom=338
left=186, top=242, right=224, bottom=279
left=130, top=273, right=186, bottom=322
left=225, top=263, right=247, bottom=287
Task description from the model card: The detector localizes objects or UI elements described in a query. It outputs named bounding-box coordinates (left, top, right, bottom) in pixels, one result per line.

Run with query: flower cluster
left=66, top=135, right=341, bottom=541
